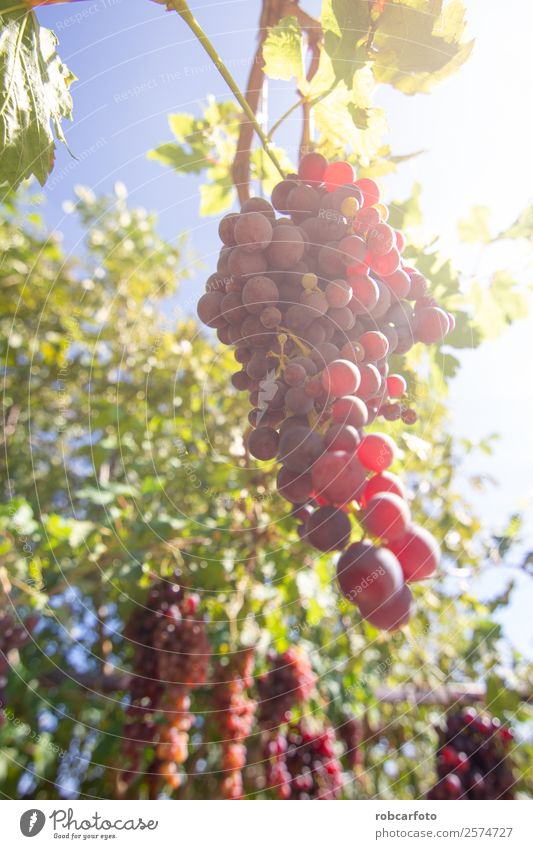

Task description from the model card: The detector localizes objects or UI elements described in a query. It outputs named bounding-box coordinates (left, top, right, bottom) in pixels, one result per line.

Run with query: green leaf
left=0, top=5, right=75, bottom=188
left=458, top=205, right=492, bottom=243
left=498, top=205, right=533, bottom=241
left=486, top=675, right=520, bottom=719
left=262, top=16, right=306, bottom=87
left=321, top=0, right=371, bottom=86
left=470, top=272, right=529, bottom=340
left=199, top=177, right=233, bottom=217
left=372, top=0, right=473, bottom=94
left=148, top=142, right=206, bottom=174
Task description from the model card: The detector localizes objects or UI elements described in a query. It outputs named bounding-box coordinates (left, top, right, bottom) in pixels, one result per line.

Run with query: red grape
left=358, top=584, right=412, bottom=631
left=298, top=152, right=328, bottom=185
left=324, top=161, right=355, bottom=192
left=321, top=359, right=361, bottom=397
left=361, top=492, right=410, bottom=541
left=336, top=542, right=403, bottom=606
left=357, top=433, right=396, bottom=472
left=360, top=471, right=406, bottom=507
left=386, top=524, right=440, bottom=581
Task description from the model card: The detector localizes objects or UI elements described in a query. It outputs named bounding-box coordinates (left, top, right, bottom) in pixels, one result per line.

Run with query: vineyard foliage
left=0, top=0, right=532, bottom=799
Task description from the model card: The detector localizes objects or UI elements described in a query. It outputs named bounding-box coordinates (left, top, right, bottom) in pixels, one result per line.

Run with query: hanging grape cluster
left=256, top=647, right=342, bottom=799
left=257, top=647, right=317, bottom=727
left=121, top=578, right=211, bottom=794
left=197, top=154, right=451, bottom=631
left=264, top=721, right=343, bottom=800
left=0, top=612, right=32, bottom=723
left=427, top=708, right=516, bottom=800
left=212, top=649, right=256, bottom=800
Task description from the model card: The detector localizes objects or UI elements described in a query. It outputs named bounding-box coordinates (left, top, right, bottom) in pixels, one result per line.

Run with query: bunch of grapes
left=264, top=720, right=342, bottom=799
left=427, top=707, right=516, bottom=800
left=197, top=153, right=450, bottom=631
left=212, top=649, right=256, bottom=799
left=257, top=646, right=317, bottom=727
left=0, top=612, right=33, bottom=724
left=121, top=578, right=211, bottom=793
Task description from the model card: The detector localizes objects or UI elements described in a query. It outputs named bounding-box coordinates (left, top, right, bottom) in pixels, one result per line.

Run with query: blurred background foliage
left=0, top=0, right=532, bottom=799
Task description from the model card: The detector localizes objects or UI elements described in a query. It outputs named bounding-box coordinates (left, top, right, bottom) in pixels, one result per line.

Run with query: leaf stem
left=168, top=0, right=285, bottom=180
left=267, top=85, right=336, bottom=141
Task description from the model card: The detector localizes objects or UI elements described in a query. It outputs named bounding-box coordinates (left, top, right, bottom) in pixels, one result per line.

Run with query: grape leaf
left=321, top=0, right=371, bottom=86
left=371, top=0, right=473, bottom=94
left=0, top=3, right=75, bottom=188
left=498, top=205, right=533, bottom=241
left=262, top=16, right=306, bottom=89
left=469, top=272, right=528, bottom=340
left=458, top=205, right=492, bottom=243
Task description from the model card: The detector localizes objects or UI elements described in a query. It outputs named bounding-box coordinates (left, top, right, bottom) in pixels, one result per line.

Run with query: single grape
left=358, top=584, right=412, bottom=631
left=401, top=408, right=417, bottom=425
left=287, top=185, right=320, bottom=223
left=260, top=306, right=282, bottom=328
left=228, top=247, right=268, bottom=280
left=357, top=433, right=396, bottom=472
left=348, top=275, right=379, bottom=314
left=359, top=331, right=389, bottom=362
left=285, top=386, right=315, bottom=414
left=231, top=370, right=251, bottom=391
left=326, top=305, right=356, bottom=331
left=360, top=471, right=406, bottom=507
left=356, top=363, right=382, bottom=401
left=271, top=178, right=298, bottom=213
left=382, top=268, right=411, bottom=299
left=221, top=292, right=247, bottom=324
left=218, top=213, right=239, bottom=246
left=326, top=279, right=352, bottom=309
left=366, top=223, right=394, bottom=256
left=278, top=426, right=324, bottom=474
left=361, top=492, right=410, bottom=541
left=298, top=152, right=328, bottom=185
left=197, top=291, right=225, bottom=328
left=406, top=269, right=428, bottom=299
left=277, top=466, right=313, bottom=504
left=241, top=196, right=276, bottom=222
left=386, top=524, right=440, bottom=582
left=310, top=342, right=340, bottom=369
left=336, top=541, right=403, bottom=607
left=318, top=243, right=345, bottom=277
left=338, top=235, right=367, bottom=266
left=354, top=178, right=380, bottom=207
left=267, top=224, right=305, bottom=269
left=306, top=506, right=352, bottom=551
left=386, top=374, right=407, bottom=397
left=324, top=161, right=355, bottom=192
left=242, top=275, right=279, bottom=315
left=332, top=395, right=368, bottom=428
left=311, top=450, right=367, bottom=504
left=414, top=306, right=450, bottom=344
left=321, top=359, right=361, bottom=397
left=324, top=424, right=361, bottom=452
left=369, top=247, right=401, bottom=276
left=284, top=362, right=307, bottom=387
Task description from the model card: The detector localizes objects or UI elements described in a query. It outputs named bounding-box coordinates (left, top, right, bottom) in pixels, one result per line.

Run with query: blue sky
left=35, top=0, right=532, bottom=653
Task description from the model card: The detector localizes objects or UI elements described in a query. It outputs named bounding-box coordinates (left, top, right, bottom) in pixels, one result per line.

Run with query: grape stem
left=278, top=327, right=310, bottom=355
left=168, top=0, right=285, bottom=180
